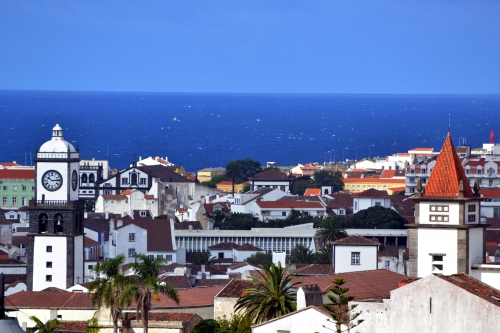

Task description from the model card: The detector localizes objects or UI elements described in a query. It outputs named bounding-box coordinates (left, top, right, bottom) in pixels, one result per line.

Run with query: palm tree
left=129, top=254, right=180, bottom=333
left=313, top=246, right=332, bottom=264
left=289, top=243, right=316, bottom=264
left=315, top=217, right=348, bottom=247
left=88, top=255, right=132, bottom=333
left=234, top=262, right=300, bottom=324
left=190, top=252, right=218, bottom=265
left=225, top=161, right=244, bottom=196
left=29, top=316, right=61, bottom=333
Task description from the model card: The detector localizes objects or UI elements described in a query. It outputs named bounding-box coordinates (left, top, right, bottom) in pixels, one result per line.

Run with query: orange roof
left=388, top=187, right=406, bottom=192
left=423, top=133, right=473, bottom=197
left=256, top=201, right=324, bottom=209
left=380, top=170, right=396, bottom=178
left=411, top=148, right=433, bottom=151
left=301, top=165, right=322, bottom=170
left=121, top=189, right=132, bottom=195
left=304, top=188, right=321, bottom=196
left=102, top=195, right=127, bottom=200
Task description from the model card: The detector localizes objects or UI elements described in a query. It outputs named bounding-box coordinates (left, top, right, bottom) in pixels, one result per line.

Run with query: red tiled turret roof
left=423, top=133, right=474, bottom=197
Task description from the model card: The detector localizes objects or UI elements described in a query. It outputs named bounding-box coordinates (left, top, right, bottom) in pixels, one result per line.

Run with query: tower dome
left=39, top=124, right=76, bottom=153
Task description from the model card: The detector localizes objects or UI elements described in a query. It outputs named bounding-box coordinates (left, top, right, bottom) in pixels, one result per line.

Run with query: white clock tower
left=27, top=124, right=85, bottom=291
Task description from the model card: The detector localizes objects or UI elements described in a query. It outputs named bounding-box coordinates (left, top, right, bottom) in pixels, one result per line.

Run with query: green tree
left=29, top=316, right=61, bottom=333
left=216, top=213, right=259, bottom=230
left=291, top=176, right=315, bottom=195
left=241, top=183, right=251, bottom=193
left=190, top=319, right=220, bottom=333
left=225, top=161, right=245, bottom=195
left=324, top=278, right=364, bottom=333
left=289, top=244, right=316, bottom=264
left=202, top=174, right=226, bottom=188
left=342, top=206, right=408, bottom=229
left=88, top=255, right=133, bottom=333
left=315, top=217, right=348, bottom=248
left=313, top=246, right=332, bottom=264
left=85, top=199, right=96, bottom=212
left=234, top=262, right=300, bottom=324
left=190, top=252, right=218, bottom=265
left=233, top=158, right=262, bottom=180
left=245, top=252, right=272, bottom=268
left=216, top=314, right=252, bottom=333
left=129, top=254, right=180, bottom=333
left=85, top=317, right=102, bottom=333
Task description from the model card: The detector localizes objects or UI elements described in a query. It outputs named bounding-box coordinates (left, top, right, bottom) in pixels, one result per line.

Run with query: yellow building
left=343, top=178, right=406, bottom=194
left=216, top=180, right=249, bottom=193
left=197, top=167, right=226, bottom=182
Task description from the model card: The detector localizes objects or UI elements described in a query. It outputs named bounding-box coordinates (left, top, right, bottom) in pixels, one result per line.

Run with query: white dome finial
left=52, top=124, right=63, bottom=138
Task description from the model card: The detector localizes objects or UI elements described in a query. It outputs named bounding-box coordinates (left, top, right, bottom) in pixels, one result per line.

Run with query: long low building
left=174, top=225, right=408, bottom=254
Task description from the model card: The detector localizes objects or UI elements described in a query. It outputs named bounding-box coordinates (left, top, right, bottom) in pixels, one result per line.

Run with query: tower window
left=81, top=173, right=88, bottom=184
left=46, top=261, right=52, bottom=268
left=46, top=246, right=52, bottom=252
left=468, top=215, right=476, bottom=222
left=431, top=254, right=445, bottom=273
left=46, top=275, right=52, bottom=282
left=139, top=211, right=146, bottom=217
left=39, top=214, right=48, bottom=233
left=54, top=213, right=64, bottom=233
left=89, top=173, right=95, bottom=183
left=468, top=205, right=476, bottom=212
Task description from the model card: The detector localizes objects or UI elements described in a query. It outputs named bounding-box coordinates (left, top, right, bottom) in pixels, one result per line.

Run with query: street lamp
left=391, top=143, right=396, bottom=155
left=343, top=147, right=349, bottom=163
left=356, top=146, right=360, bottom=161
left=329, top=150, right=334, bottom=163
left=369, top=144, right=374, bottom=159
left=333, top=154, right=338, bottom=163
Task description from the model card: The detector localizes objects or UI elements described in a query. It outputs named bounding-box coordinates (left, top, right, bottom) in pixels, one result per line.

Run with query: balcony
left=29, top=200, right=85, bottom=210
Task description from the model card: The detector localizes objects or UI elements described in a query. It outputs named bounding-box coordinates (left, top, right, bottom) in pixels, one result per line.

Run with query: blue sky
left=1, top=1, right=499, bottom=94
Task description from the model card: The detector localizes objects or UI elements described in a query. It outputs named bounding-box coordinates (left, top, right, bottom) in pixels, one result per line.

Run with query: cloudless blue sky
left=1, top=1, right=499, bottom=94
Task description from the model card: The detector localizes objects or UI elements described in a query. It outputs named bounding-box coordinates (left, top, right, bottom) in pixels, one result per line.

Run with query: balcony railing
left=29, top=200, right=85, bottom=209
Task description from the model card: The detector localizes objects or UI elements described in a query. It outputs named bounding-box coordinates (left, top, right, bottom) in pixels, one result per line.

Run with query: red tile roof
left=480, top=189, right=500, bottom=199
left=121, top=189, right=132, bottom=195
left=84, top=237, right=100, bottom=247
left=208, top=242, right=239, bottom=250
left=438, top=273, right=500, bottom=307
left=251, top=169, right=292, bottom=180
left=149, top=285, right=224, bottom=308
left=0, top=169, right=34, bottom=179
left=290, top=264, right=334, bottom=275
left=256, top=201, right=324, bottom=209
left=331, top=235, right=381, bottom=246
left=423, top=133, right=474, bottom=197
left=353, top=188, right=390, bottom=198
left=235, top=243, right=262, bottom=251
left=102, top=195, right=127, bottom=200
left=54, top=321, right=87, bottom=332
left=203, top=202, right=229, bottom=214
left=304, top=188, right=321, bottom=196
left=174, top=221, right=203, bottom=230
left=6, top=291, right=92, bottom=308
left=114, top=216, right=173, bottom=252
left=126, top=312, right=198, bottom=322
left=380, top=170, right=396, bottom=178
left=398, top=276, right=421, bottom=287
left=195, top=279, right=231, bottom=287
left=159, top=275, right=192, bottom=289
left=216, top=279, right=255, bottom=298
left=343, top=178, right=405, bottom=184
left=292, top=269, right=404, bottom=300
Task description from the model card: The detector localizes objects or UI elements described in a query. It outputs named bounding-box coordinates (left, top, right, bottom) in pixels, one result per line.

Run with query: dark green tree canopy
left=245, top=252, right=272, bottom=268
left=341, top=206, right=408, bottom=229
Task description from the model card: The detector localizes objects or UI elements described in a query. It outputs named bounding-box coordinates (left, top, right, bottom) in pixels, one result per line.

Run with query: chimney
left=188, top=225, right=193, bottom=231
left=105, top=211, right=109, bottom=219
left=297, top=285, right=323, bottom=310
left=201, top=264, right=206, bottom=279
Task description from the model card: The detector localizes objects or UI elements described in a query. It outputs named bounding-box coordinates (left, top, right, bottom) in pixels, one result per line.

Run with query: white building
left=352, top=188, right=392, bottom=213
left=231, top=187, right=287, bottom=215
left=331, top=235, right=380, bottom=273
left=95, top=188, right=159, bottom=217
left=248, top=169, right=295, bottom=193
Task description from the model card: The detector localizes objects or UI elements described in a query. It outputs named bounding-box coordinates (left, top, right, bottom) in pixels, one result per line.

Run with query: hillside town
left=1, top=124, right=500, bottom=333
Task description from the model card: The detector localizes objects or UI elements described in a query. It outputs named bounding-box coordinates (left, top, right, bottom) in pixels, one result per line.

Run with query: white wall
left=209, top=249, right=233, bottom=259
left=32, top=236, right=67, bottom=291
left=252, top=307, right=338, bottom=333
left=333, top=245, right=377, bottom=273
left=74, top=235, right=84, bottom=285
left=418, top=202, right=460, bottom=225
left=417, top=228, right=457, bottom=277
left=115, top=224, right=147, bottom=264
left=233, top=249, right=258, bottom=262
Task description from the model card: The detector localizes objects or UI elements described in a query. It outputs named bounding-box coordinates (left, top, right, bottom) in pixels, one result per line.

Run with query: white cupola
left=39, top=124, right=76, bottom=153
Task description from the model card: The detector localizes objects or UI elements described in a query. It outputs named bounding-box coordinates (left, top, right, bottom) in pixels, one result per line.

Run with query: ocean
left=0, top=90, right=499, bottom=172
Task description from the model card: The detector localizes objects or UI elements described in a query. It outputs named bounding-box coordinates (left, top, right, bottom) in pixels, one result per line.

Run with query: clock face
left=42, top=170, right=63, bottom=191
left=72, top=170, right=78, bottom=191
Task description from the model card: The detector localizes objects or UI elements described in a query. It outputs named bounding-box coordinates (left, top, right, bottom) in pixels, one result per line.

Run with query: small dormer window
left=140, top=211, right=146, bottom=217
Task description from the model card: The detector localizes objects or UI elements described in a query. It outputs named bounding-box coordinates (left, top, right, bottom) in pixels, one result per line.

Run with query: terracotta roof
left=300, top=165, right=322, bottom=171
left=203, top=202, right=229, bottom=214
left=438, top=273, right=500, bottom=307
left=480, top=189, right=500, bottom=199
left=11, top=235, right=28, bottom=248
left=423, top=133, right=474, bottom=197
left=290, top=264, right=334, bottom=276
left=256, top=201, right=324, bottom=209
left=343, top=178, right=405, bottom=184
left=486, top=230, right=500, bottom=243
left=84, top=237, right=100, bottom=247
left=121, top=189, right=132, bottom=195
left=102, top=195, right=127, bottom=200
left=398, top=276, right=421, bottom=287
left=353, top=188, right=390, bottom=198
left=304, top=188, right=321, bottom=196
left=380, top=170, right=396, bottom=178
left=174, top=221, right=203, bottom=230
left=159, top=275, right=192, bottom=289
left=54, top=321, right=87, bottom=332
left=0, top=162, right=20, bottom=166
left=147, top=285, right=224, bottom=308
left=114, top=216, right=173, bottom=252
left=138, top=165, right=194, bottom=183
left=0, top=169, right=34, bottom=179
left=195, top=279, right=231, bottom=287
left=144, top=195, right=154, bottom=199
left=411, top=148, right=434, bottom=151
left=6, top=291, right=92, bottom=308
left=185, top=264, right=228, bottom=275
left=388, top=187, right=406, bottom=192
left=251, top=169, right=291, bottom=180
left=291, top=269, right=404, bottom=300
left=208, top=242, right=239, bottom=250
left=3, top=274, right=26, bottom=285
left=216, top=279, right=255, bottom=298
left=229, top=262, right=258, bottom=270
left=331, top=235, right=381, bottom=246
left=378, top=245, right=405, bottom=257
left=41, top=287, right=68, bottom=292
left=235, top=243, right=262, bottom=251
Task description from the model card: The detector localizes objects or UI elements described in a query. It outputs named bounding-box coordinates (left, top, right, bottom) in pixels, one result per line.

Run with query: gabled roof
left=84, top=237, right=100, bottom=248
left=438, top=274, right=500, bottom=307
left=235, top=243, right=262, bottom=251
left=138, top=164, right=194, bottom=183
left=256, top=201, right=324, bottom=209
left=208, top=242, right=239, bottom=250
left=250, top=169, right=292, bottom=181
left=331, top=235, right=381, bottom=246
left=6, top=291, right=92, bottom=308
left=304, top=188, right=321, bottom=196
left=423, top=133, right=474, bottom=197
left=216, top=279, right=255, bottom=298
left=353, top=188, right=390, bottom=198
left=173, top=221, right=203, bottom=230
left=290, top=264, right=334, bottom=275
left=114, top=216, right=173, bottom=252
left=159, top=275, right=192, bottom=289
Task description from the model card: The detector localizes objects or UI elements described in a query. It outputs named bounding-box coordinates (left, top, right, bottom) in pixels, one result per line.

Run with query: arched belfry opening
left=39, top=214, right=48, bottom=233
left=54, top=213, right=64, bottom=234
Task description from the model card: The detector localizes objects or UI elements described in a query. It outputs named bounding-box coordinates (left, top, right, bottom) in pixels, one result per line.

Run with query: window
left=32, top=186, right=35, bottom=191
left=140, top=177, right=146, bottom=185
left=21, top=197, right=26, bottom=206
left=421, top=168, right=426, bottom=174
left=468, top=205, right=476, bottom=212
left=82, top=174, right=88, bottom=183
left=88, top=264, right=93, bottom=269
left=375, top=202, right=382, bottom=206
left=89, top=174, right=95, bottom=183
left=46, top=246, right=52, bottom=252
left=468, top=215, right=476, bottom=222
left=430, top=205, right=449, bottom=212
left=166, top=255, right=172, bottom=261
left=129, top=233, right=135, bottom=242
left=385, top=260, right=390, bottom=269
left=139, top=211, right=146, bottom=217
left=12, top=186, right=17, bottom=192
left=1, top=186, right=6, bottom=191
left=218, top=252, right=224, bottom=259
left=431, top=254, right=444, bottom=272
left=489, top=179, right=494, bottom=186
left=339, top=209, right=344, bottom=215
left=46, top=261, right=52, bottom=268
left=12, top=197, right=17, bottom=206
left=354, top=201, right=358, bottom=211
left=21, top=185, right=26, bottom=191
left=131, top=173, right=138, bottom=185
left=282, top=212, right=287, bottom=216
left=430, top=215, right=449, bottom=222
left=148, top=255, right=154, bottom=259
left=46, top=275, right=52, bottom=282
left=122, top=177, right=129, bottom=185
left=1, top=197, right=6, bottom=206
left=466, top=169, right=470, bottom=174
left=409, top=178, right=415, bottom=184
left=351, top=252, right=360, bottom=265
left=157, top=255, right=163, bottom=259
left=494, top=207, right=500, bottom=218
left=128, top=248, right=136, bottom=257
left=477, top=169, right=482, bottom=175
